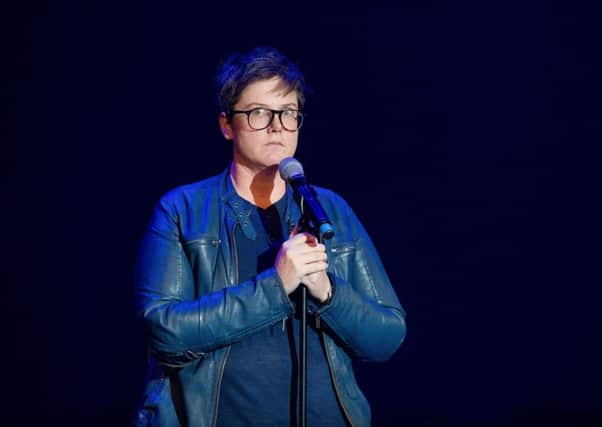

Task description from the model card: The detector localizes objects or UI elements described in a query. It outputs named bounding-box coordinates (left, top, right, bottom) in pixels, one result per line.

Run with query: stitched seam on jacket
left=176, top=242, right=182, bottom=295
left=356, top=239, right=381, bottom=302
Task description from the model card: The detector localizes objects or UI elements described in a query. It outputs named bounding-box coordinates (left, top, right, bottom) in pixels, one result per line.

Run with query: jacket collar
left=217, top=167, right=302, bottom=238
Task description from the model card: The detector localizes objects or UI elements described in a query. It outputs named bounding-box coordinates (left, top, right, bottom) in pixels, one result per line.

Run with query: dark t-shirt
left=216, top=193, right=347, bottom=427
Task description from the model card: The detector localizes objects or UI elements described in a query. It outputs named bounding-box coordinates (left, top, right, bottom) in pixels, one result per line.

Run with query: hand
left=275, top=226, right=329, bottom=295
left=302, top=270, right=332, bottom=303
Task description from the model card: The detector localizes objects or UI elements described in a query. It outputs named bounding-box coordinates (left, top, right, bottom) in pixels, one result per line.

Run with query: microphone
left=279, top=157, right=335, bottom=240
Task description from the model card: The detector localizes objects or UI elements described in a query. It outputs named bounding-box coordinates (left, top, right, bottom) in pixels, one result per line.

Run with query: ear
left=219, top=113, right=232, bottom=140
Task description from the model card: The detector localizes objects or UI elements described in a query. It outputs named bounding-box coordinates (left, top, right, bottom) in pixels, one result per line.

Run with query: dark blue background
left=6, top=2, right=601, bottom=426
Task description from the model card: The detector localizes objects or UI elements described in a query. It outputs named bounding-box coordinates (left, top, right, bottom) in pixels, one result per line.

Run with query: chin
left=265, top=154, right=291, bottom=167
left=248, top=160, right=280, bottom=173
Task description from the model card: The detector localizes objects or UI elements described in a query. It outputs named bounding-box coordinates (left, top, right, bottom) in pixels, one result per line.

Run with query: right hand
left=275, top=227, right=329, bottom=295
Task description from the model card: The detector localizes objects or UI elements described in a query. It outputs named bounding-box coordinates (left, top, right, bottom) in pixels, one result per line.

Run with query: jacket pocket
left=182, top=235, right=220, bottom=295
left=329, top=242, right=356, bottom=280
left=329, top=242, right=356, bottom=255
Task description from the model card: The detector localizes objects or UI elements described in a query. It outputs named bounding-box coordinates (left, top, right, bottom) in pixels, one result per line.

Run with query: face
left=220, top=77, right=300, bottom=173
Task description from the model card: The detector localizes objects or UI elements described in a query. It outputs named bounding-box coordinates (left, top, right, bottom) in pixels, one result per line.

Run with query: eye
left=250, top=108, right=269, bottom=117
left=281, top=109, right=298, bottom=118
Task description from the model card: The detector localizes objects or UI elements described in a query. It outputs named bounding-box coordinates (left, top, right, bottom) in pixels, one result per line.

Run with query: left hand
left=302, top=270, right=331, bottom=303
left=290, top=226, right=330, bottom=303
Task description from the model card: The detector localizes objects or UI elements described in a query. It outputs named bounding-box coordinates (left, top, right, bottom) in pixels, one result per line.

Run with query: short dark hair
left=216, top=46, right=307, bottom=117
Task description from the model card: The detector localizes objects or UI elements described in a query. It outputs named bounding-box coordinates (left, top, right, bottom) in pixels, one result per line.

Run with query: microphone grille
left=279, top=157, right=304, bottom=181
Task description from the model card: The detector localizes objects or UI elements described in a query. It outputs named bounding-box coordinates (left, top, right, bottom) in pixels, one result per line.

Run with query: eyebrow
left=240, top=102, right=299, bottom=110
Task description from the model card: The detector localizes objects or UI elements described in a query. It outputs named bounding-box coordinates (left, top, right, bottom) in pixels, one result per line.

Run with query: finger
left=300, top=260, right=329, bottom=276
left=299, top=232, right=318, bottom=244
left=287, top=232, right=318, bottom=246
left=298, top=251, right=329, bottom=265
left=287, top=243, right=327, bottom=258
left=281, top=232, right=306, bottom=250
left=300, top=242, right=326, bottom=254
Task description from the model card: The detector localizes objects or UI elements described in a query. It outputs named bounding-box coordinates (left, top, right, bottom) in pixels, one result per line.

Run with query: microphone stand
left=299, top=281, right=308, bottom=427
left=297, top=212, right=311, bottom=427
left=292, top=184, right=334, bottom=427
left=297, top=213, right=327, bottom=427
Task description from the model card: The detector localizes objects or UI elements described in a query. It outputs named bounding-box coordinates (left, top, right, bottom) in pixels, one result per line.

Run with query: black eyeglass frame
left=228, top=107, right=305, bottom=131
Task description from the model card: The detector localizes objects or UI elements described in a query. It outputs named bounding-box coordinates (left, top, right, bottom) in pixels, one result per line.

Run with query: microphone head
left=279, top=157, right=304, bottom=181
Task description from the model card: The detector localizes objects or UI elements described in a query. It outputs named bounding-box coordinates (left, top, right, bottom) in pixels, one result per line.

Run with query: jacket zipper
left=321, top=331, right=355, bottom=427
left=211, top=345, right=231, bottom=427
left=232, top=221, right=239, bottom=286
left=211, top=221, right=239, bottom=427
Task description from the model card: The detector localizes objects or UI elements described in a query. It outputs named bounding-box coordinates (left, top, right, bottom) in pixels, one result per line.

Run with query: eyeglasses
left=229, top=108, right=304, bottom=131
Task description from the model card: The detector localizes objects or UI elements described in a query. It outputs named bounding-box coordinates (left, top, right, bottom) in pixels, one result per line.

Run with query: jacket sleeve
left=315, top=199, right=407, bottom=362
left=134, top=195, right=295, bottom=367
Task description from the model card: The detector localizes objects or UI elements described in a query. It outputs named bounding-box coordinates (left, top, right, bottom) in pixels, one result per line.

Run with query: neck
left=229, top=162, right=287, bottom=209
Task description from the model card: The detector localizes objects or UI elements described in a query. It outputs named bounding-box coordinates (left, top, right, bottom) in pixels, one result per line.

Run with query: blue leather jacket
left=134, top=169, right=406, bottom=427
